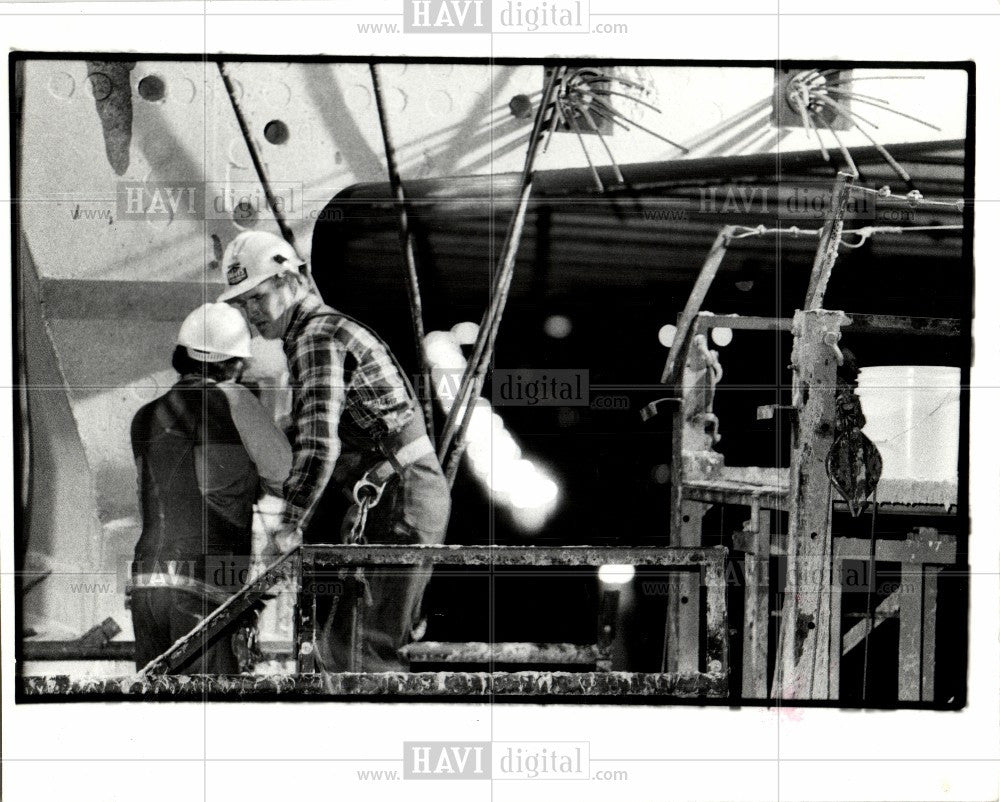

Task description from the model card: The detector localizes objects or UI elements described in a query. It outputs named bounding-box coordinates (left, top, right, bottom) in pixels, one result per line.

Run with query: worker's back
left=130, top=376, right=258, bottom=578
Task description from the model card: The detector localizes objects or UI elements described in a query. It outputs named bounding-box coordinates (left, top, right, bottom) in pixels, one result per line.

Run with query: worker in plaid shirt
left=219, top=230, right=450, bottom=672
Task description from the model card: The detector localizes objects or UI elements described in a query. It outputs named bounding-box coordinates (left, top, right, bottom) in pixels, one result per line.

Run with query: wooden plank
left=921, top=566, right=941, bottom=702
left=741, top=510, right=771, bottom=698
left=20, top=670, right=729, bottom=698
left=303, top=544, right=728, bottom=568
left=687, top=482, right=957, bottom=516
left=772, top=309, right=845, bottom=699
left=666, top=502, right=706, bottom=673
left=845, top=314, right=961, bottom=337
left=683, top=481, right=789, bottom=511
left=828, top=561, right=843, bottom=701
left=842, top=590, right=900, bottom=655
left=832, top=532, right=956, bottom=565
left=898, top=572, right=923, bottom=702
left=693, top=314, right=793, bottom=335
left=690, top=313, right=960, bottom=339
left=703, top=556, right=730, bottom=676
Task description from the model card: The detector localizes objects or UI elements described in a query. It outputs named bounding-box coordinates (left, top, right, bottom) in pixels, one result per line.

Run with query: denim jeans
left=308, top=452, right=450, bottom=672
left=131, top=587, right=239, bottom=673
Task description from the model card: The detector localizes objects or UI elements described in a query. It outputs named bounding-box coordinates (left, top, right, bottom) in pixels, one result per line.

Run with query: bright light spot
left=466, top=439, right=490, bottom=466
left=508, top=463, right=559, bottom=509
left=544, top=314, right=572, bottom=339
left=486, top=459, right=519, bottom=494
left=423, top=328, right=560, bottom=532
left=450, top=321, right=480, bottom=345
left=711, top=327, right=733, bottom=347
left=492, top=435, right=522, bottom=464
left=598, top=564, right=636, bottom=585
left=512, top=505, right=548, bottom=533
left=424, top=331, right=462, bottom=366
left=466, top=402, right=494, bottom=440
left=658, top=324, right=677, bottom=348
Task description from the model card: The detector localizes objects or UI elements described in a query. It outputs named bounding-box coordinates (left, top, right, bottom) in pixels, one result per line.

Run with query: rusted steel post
left=771, top=309, right=846, bottom=700
left=369, top=63, right=435, bottom=440
left=804, top=172, right=854, bottom=310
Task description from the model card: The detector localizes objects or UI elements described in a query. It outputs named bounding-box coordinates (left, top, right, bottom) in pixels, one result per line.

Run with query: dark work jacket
left=130, top=376, right=258, bottom=585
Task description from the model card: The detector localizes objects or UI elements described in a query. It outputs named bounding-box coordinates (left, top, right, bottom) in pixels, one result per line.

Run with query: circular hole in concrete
left=509, top=94, right=533, bottom=119
left=87, top=72, right=112, bottom=101
left=138, top=75, right=166, bottom=102
left=680, top=596, right=689, bottom=604
left=233, top=200, right=259, bottom=227
left=264, top=119, right=290, bottom=145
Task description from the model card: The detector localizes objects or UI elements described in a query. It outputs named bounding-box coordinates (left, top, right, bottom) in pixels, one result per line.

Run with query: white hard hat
left=177, top=303, right=253, bottom=362
left=217, top=230, right=304, bottom=302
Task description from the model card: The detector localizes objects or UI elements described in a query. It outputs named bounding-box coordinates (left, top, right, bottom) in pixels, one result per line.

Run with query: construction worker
left=218, top=230, right=450, bottom=672
left=129, top=303, right=292, bottom=672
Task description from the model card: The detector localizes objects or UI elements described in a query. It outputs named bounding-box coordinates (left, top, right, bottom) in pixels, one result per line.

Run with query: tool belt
left=348, top=415, right=435, bottom=511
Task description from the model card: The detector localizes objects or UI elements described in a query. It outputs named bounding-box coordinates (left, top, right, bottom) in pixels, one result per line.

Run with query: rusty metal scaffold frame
left=657, top=171, right=963, bottom=701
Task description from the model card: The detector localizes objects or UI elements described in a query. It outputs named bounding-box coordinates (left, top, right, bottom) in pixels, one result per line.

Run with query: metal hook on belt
left=352, top=473, right=386, bottom=508
left=349, top=471, right=389, bottom=545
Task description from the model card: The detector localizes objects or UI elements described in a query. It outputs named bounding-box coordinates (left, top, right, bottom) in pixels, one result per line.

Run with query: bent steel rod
left=370, top=63, right=435, bottom=440
left=437, top=67, right=562, bottom=479
left=217, top=62, right=322, bottom=299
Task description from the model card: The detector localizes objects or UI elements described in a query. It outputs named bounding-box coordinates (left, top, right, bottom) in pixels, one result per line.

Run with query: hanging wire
left=727, top=223, right=963, bottom=244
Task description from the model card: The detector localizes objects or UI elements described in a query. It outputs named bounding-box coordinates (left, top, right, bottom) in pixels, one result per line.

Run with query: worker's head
left=217, top=230, right=310, bottom=339
left=174, top=302, right=253, bottom=381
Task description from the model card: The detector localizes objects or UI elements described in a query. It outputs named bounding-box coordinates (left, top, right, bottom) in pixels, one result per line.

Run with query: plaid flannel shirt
left=281, top=294, right=415, bottom=531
